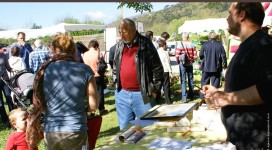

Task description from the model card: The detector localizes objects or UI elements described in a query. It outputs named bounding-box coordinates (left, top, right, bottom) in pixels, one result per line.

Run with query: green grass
left=0, top=72, right=208, bottom=150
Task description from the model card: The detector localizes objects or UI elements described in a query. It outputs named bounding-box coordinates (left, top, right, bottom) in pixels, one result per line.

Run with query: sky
left=0, top=2, right=178, bottom=30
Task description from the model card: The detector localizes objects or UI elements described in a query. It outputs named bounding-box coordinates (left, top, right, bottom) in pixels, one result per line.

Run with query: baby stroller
left=1, top=70, right=35, bottom=111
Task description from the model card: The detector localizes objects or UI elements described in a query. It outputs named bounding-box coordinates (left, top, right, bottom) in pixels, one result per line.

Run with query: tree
left=83, top=16, right=105, bottom=25
left=55, top=16, right=80, bottom=24
left=117, top=2, right=153, bottom=13
left=31, top=23, right=42, bottom=29
left=206, top=2, right=223, bottom=9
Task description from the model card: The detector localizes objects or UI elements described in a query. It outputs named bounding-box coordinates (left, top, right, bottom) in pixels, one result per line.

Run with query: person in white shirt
left=8, top=46, right=26, bottom=77
left=157, top=40, right=173, bottom=104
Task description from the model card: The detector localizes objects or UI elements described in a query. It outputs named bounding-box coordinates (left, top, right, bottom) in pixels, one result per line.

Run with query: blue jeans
left=115, top=89, right=151, bottom=130
left=179, top=63, right=194, bottom=101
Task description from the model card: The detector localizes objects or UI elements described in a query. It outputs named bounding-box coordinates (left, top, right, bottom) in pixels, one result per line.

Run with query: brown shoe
left=99, top=109, right=109, bottom=116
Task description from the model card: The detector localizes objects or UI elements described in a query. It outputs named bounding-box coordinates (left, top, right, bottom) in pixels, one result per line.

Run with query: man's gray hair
left=209, top=31, right=217, bottom=39
left=182, top=32, right=189, bottom=39
left=120, top=18, right=136, bottom=30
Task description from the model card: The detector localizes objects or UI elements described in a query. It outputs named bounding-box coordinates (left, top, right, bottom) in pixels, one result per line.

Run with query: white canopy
left=178, top=16, right=272, bottom=34
left=0, top=23, right=105, bottom=40
left=178, top=18, right=228, bottom=34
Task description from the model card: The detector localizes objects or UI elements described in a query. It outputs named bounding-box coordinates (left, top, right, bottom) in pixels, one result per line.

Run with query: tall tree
left=83, top=16, right=105, bottom=25
left=118, top=2, right=153, bottom=13
left=55, top=16, right=80, bottom=24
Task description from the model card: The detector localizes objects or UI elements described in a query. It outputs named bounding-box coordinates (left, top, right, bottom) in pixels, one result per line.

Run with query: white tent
left=0, top=23, right=105, bottom=40
left=178, top=16, right=272, bottom=34
left=178, top=18, right=228, bottom=34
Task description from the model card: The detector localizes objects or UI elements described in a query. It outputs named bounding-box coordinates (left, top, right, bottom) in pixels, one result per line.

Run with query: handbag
left=97, top=48, right=107, bottom=75
left=87, top=113, right=102, bottom=149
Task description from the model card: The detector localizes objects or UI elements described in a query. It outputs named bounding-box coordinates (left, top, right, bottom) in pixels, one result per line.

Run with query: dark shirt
left=109, top=44, right=117, bottom=69
left=223, top=30, right=272, bottom=148
left=76, top=48, right=84, bottom=63
left=75, top=41, right=88, bottom=63
left=0, top=53, right=12, bottom=80
left=199, top=39, right=227, bottom=72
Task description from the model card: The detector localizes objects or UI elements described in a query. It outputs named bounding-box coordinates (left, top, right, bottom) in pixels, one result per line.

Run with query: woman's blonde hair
left=52, top=34, right=76, bottom=57
left=9, top=108, right=27, bottom=127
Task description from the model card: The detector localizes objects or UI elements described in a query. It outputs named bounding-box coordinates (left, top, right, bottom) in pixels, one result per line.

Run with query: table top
left=101, top=122, right=227, bottom=150
left=100, top=104, right=227, bottom=150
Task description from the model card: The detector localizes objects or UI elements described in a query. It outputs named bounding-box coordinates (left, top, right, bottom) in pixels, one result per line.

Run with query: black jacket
left=113, top=32, right=164, bottom=104
left=199, top=39, right=227, bottom=72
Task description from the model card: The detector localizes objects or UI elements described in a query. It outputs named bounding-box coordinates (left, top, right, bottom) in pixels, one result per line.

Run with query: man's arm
left=150, top=41, right=164, bottom=95
left=26, top=43, right=33, bottom=53
left=202, top=85, right=263, bottom=107
left=199, top=45, right=205, bottom=60
left=175, top=42, right=182, bottom=63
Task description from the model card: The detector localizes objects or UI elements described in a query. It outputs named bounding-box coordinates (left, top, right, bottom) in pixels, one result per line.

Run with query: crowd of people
left=0, top=2, right=270, bottom=150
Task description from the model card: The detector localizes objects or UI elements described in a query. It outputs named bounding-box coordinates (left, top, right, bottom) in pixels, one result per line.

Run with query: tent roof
left=0, top=23, right=105, bottom=40
left=178, top=18, right=228, bottom=34
left=178, top=17, right=271, bottom=34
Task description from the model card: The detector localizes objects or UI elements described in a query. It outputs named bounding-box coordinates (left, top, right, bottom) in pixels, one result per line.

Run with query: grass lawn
left=0, top=72, right=208, bottom=150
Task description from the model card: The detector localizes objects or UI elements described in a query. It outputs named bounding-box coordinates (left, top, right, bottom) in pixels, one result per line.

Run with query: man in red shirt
left=175, top=32, right=197, bottom=102
left=113, top=18, right=164, bottom=130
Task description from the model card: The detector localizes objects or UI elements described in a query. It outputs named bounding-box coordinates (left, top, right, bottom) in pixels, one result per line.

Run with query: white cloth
left=157, top=47, right=172, bottom=73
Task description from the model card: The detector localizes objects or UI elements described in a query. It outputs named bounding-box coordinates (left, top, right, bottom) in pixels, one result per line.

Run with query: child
left=157, top=40, right=173, bottom=104
left=5, top=108, right=38, bottom=150
left=8, top=46, right=26, bottom=77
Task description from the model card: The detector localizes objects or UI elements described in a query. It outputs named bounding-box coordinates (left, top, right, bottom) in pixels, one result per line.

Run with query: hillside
left=108, top=2, right=231, bottom=36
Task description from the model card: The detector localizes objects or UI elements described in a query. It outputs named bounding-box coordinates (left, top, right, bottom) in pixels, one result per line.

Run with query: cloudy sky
left=0, top=2, right=178, bottom=30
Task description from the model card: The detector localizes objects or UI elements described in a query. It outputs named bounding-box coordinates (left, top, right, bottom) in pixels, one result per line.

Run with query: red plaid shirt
left=175, top=40, right=197, bottom=63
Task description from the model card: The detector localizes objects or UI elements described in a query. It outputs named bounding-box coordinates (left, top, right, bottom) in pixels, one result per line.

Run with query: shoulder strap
left=97, top=48, right=106, bottom=60
left=97, top=48, right=100, bottom=60
left=181, top=42, right=188, bottom=55
left=181, top=42, right=193, bottom=59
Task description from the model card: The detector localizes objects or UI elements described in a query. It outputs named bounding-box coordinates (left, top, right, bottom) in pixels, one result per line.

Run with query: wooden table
left=100, top=104, right=227, bottom=150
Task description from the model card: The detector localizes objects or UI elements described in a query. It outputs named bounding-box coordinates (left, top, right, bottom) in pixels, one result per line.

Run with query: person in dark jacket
left=113, top=18, right=164, bottom=130
left=0, top=45, right=15, bottom=128
left=109, top=38, right=121, bottom=69
left=199, top=31, right=227, bottom=99
left=9, top=32, right=33, bottom=71
left=109, top=38, right=121, bottom=87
